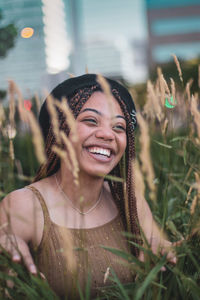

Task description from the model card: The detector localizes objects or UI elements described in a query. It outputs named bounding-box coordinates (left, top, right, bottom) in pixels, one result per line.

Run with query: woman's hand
left=0, top=234, right=37, bottom=274
left=138, top=236, right=177, bottom=271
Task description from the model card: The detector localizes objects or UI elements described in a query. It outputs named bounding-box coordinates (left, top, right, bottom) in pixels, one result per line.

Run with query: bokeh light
left=21, top=27, right=34, bottom=39
left=24, top=99, right=32, bottom=111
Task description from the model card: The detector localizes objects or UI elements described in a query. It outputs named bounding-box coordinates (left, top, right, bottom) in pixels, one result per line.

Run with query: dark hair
left=35, top=74, right=141, bottom=255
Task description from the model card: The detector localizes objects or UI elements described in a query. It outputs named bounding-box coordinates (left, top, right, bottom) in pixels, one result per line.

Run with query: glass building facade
left=0, top=0, right=148, bottom=96
left=146, top=0, right=200, bottom=66
left=0, top=0, right=46, bottom=96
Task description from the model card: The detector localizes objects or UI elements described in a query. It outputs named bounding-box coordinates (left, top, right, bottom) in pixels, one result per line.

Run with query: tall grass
left=0, top=59, right=200, bottom=299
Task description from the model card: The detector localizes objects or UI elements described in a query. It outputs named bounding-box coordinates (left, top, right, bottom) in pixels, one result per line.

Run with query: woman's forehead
left=81, top=91, right=125, bottom=116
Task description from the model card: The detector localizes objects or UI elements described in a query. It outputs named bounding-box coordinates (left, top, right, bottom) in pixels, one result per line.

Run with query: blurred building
left=0, top=0, right=148, bottom=96
left=0, top=0, right=46, bottom=96
left=146, top=0, right=200, bottom=67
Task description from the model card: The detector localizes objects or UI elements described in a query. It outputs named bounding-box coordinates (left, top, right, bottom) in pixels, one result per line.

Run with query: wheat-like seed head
left=0, top=104, right=5, bottom=130
left=170, top=78, right=176, bottom=105
left=52, top=145, right=71, bottom=170
left=185, top=79, right=193, bottom=103
left=8, top=80, right=16, bottom=129
left=60, top=131, right=79, bottom=187
left=34, top=93, right=41, bottom=115
left=57, top=226, right=76, bottom=272
left=190, top=94, right=200, bottom=143
left=172, top=54, right=183, bottom=83
left=25, top=110, right=46, bottom=164
left=137, top=112, right=156, bottom=202
left=55, top=98, right=78, bottom=143
left=133, top=159, right=145, bottom=199
left=146, top=80, right=164, bottom=122
left=96, top=74, right=115, bottom=119
left=46, top=94, right=61, bottom=144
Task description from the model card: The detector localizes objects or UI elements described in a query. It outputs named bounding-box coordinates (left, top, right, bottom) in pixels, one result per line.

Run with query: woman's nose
left=95, top=126, right=114, bottom=141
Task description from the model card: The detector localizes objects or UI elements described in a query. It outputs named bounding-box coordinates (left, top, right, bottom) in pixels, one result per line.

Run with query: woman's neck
left=56, top=165, right=104, bottom=212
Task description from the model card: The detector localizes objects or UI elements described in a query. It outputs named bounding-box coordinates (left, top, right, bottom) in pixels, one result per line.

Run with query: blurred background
left=0, top=0, right=200, bottom=100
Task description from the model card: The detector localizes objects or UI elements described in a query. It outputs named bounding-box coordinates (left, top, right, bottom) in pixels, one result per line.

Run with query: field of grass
left=0, top=59, right=200, bottom=299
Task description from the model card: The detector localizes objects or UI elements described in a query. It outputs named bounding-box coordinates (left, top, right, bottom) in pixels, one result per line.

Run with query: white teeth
left=88, top=147, right=111, bottom=157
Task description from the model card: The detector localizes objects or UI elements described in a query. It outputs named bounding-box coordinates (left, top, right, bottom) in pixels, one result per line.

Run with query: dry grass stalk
left=96, top=74, right=115, bottom=118
left=103, top=267, right=110, bottom=284
left=143, top=92, right=154, bottom=120
left=8, top=80, right=16, bottom=129
left=128, top=87, right=139, bottom=111
left=46, top=94, right=61, bottom=144
left=10, top=80, right=46, bottom=164
left=34, top=93, right=41, bottom=115
left=190, top=195, right=198, bottom=215
left=137, top=112, right=156, bottom=202
left=0, top=104, right=5, bottom=130
left=55, top=98, right=78, bottom=142
left=25, top=110, right=46, bottom=164
left=198, top=65, right=200, bottom=88
left=190, top=172, right=200, bottom=215
left=172, top=54, right=183, bottom=83
left=67, top=72, right=75, bottom=78
left=170, top=78, right=176, bottom=105
left=194, top=172, right=200, bottom=194
left=157, top=67, right=165, bottom=106
left=185, top=79, right=193, bottom=103
left=57, top=226, right=76, bottom=272
left=133, top=159, right=145, bottom=199
left=186, top=186, right=193, bottom=205
left=9, top=80, right=27, bottom=123
left=60, top=131, right=79, bottom=186
left=9, top=140, right=15, bottom=160
left=160, top=73, right=171, bottom=96
left=161, top=118, right=169, bottom=136
left=52, top=145, right=71, bottom=169
left=123, top=182, right=131, bottom=232
left=190, top=94, right=200, bottom=143
left=145, top=80, right=164, bottom=122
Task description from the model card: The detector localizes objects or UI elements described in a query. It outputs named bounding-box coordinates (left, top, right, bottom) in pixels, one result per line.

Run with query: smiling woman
left=0, top=74, right=176, bottom=299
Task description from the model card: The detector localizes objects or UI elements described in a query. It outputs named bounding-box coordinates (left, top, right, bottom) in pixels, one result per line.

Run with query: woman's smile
left=84, top=145, right=113, bottom=162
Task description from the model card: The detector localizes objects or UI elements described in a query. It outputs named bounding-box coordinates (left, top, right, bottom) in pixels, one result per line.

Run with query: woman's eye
left=113, top=124, right=126, bottom=132
left=82, top=118, right=97, bottom=125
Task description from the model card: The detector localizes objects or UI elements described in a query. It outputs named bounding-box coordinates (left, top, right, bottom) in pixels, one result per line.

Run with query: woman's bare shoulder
left=2, top=187, right=34, bottom=206
left=0, top=176, right=52, bottom=213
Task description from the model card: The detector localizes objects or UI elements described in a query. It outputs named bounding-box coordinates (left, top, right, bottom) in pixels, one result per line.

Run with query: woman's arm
left=136, top=191, right=176, bottom=264
left=0, top=188, right=38, bottom=274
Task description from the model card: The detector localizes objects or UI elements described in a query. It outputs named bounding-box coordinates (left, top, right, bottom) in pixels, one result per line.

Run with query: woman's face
left=69, top=91, right=127, bottom=178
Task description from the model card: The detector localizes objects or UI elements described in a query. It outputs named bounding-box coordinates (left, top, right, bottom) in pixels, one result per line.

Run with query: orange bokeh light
left=21, top=27, right=34, bottom=39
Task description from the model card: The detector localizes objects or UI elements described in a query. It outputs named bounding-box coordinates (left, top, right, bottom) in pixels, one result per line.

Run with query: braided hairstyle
left=35, top=84, right=141, bottom=256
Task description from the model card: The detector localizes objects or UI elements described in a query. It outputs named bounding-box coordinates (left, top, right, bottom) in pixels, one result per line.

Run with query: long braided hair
left=35, top=85, right=141, bottom=256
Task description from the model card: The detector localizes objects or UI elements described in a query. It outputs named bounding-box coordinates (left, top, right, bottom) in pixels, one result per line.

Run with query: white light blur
left=42, top=0, right=71, bottom=74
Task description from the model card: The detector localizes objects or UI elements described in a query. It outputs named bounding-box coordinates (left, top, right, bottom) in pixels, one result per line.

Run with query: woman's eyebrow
left=79, top=108, right=101, bottom=115
left=115, top=115, right=126, bottom=121
left=80, top=108, right=125, bottom=120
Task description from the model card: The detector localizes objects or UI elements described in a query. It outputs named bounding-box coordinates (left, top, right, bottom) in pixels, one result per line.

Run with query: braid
left=109, top=89, right=141, bottom=256
left=34, top=85, right=141, bottom=255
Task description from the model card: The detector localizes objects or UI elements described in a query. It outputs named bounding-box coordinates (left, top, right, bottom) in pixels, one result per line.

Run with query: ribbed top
left=28, top=186, right=133, bottom=300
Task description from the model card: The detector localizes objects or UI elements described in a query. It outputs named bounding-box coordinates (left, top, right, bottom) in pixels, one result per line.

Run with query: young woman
left=0, top=74, right=175, bottom=299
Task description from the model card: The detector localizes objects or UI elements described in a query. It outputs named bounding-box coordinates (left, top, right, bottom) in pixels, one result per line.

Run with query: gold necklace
left=54, top=174, right=103, bottom=215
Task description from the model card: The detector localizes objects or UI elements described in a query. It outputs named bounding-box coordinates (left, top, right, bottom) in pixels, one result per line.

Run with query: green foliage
left=0, top=10, right=18, bottom=58
left=150, top=57, right=200, bottom=94
left=0, top=250, right=59, bottom=299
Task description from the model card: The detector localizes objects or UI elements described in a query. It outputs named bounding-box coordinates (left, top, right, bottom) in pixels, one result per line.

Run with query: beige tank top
left=27, top=186, right=134, bottom=300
